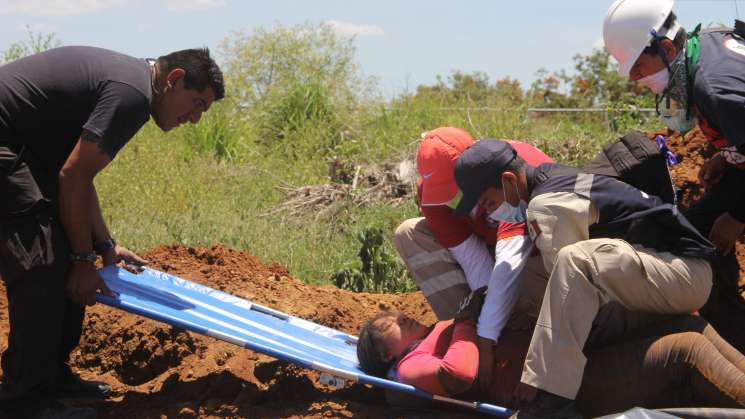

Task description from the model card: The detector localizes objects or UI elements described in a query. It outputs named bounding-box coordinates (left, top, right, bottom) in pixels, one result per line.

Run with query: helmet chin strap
left=650, top=29, right=675, bottom=111
left=650, top=29, right=673, bottom=71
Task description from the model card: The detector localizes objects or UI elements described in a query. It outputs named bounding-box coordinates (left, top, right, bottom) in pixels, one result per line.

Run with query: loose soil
left=0, top=245, right=441, bottom=419
left=0, top=127, right=742, bottom=418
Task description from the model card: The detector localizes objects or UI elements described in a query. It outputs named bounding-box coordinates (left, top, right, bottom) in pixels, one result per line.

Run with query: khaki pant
left=521, top=238, right=713, bottom=400
left=394, top=217, right=548, bottom=325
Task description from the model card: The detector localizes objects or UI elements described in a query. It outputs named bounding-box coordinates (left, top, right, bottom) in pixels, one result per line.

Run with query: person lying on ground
left=394, top=127, right=552, bottom=392
left=604, top=0, right=745, bottom=353
left=451, top=139, right=715, bottom=418
left=356, top=311, right=745, bottom=417
left=0, top=46, right=224, bottom=419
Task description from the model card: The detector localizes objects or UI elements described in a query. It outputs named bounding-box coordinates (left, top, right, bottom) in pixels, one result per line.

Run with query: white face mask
left=637, top=68, right=669, bottom=94
left=487, top=184, right=528, bottom=225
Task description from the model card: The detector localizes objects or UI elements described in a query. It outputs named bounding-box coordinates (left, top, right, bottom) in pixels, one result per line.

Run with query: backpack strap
left=532, top=164, right=580, bottom=187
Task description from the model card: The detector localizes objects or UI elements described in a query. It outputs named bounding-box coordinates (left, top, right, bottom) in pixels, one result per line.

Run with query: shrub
left=332, top=228, right=415, bottom=294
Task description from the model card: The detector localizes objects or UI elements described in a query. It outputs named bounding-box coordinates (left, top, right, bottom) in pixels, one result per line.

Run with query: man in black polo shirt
left=604, top=0, right=745, bottom=351
left=0, top=46, right=224, bottom=418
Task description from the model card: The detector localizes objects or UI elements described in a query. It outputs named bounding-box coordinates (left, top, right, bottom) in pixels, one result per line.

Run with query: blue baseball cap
left=453, top=139, right=517, bottom=216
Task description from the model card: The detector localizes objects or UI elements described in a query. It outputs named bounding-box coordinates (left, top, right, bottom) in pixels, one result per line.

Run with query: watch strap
left=94, top=238, right=117, bottom=254
left=70, top=251, right=97, bottom=264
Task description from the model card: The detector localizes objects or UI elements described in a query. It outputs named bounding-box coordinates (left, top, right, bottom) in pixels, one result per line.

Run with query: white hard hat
left=603, top=0, right=679, bottom=77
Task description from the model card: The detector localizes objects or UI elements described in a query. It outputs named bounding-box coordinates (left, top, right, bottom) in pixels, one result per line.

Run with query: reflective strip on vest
left=574, top=173, right=594, bottom=199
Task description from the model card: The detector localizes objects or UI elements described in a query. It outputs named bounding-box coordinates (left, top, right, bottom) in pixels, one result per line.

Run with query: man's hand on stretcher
left=102, top=244, right=148, bottom=272
left=68, top=244, right=148, bottom=306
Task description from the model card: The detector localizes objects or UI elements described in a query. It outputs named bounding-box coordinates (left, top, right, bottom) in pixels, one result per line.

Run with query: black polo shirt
left=0, top=46, right=152, bottom=174
left=693, top=29, right=745, bottom=150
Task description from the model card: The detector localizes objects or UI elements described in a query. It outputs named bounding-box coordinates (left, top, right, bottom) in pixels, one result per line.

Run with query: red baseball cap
left=417, top=127, right=475, bottom=206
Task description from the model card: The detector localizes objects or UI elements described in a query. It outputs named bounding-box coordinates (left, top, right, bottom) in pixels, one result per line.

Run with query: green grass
left=96, top=122, right=422, bottom=284
left=96, top=100, right=661, bottom=286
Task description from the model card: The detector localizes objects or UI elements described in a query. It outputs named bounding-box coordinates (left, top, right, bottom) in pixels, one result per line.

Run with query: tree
left=220, top=22, right=374, bottom=108
left=219, top=22, right=376, bottom=153
left=2, top=26, right=60, bottom=64
left=529, top=48, right=653, bottom=109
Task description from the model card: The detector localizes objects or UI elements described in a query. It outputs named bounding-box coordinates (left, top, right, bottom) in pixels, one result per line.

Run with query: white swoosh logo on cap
left=422, top=172, right=434, bottom=179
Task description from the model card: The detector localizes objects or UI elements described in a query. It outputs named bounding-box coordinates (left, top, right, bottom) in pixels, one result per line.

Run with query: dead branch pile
left=263, top=159, right=417, bottom=220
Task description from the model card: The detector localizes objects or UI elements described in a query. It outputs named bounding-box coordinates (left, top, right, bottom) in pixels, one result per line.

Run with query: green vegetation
left=3, top=23, right=662, bottom=291
left=1, top=26, right=60, bottom=64
left=332, top=228, right=415, bottom=293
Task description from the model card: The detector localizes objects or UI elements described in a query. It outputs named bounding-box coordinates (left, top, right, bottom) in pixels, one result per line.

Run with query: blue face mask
left=659, top=98, right=696, bottom=134
left=487, top=184, right=528, bottom=225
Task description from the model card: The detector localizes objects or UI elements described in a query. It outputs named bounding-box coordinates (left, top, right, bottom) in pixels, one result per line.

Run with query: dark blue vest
left=529, top=163, right=715, bottom=261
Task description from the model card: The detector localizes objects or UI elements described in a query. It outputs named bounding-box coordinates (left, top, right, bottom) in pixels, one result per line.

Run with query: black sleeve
left=695, top=76, right=745, bottom=148
left=82, top=81, right=150, bottom=159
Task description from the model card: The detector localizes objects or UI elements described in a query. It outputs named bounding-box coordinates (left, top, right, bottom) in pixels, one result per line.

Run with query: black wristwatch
left=70, top=251, right=97, bottom=264
left=94, top=238, right=117, bottom=254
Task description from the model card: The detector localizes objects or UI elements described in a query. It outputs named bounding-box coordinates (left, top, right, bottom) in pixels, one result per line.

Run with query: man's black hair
left=641, top=12, right=687, bottom=57
left=485, top=155, right=526, bottom=189
left=158, top=47, right=225, bottom=100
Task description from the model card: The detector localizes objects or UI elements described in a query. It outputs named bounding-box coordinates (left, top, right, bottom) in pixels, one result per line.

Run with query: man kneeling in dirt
left=394, top=127, right=553, bottom=392
left=0, top=46, right=224, bottom=418
left=453, top=139, right=714, bottom=418
left=604, top=0, right=745, bottom=352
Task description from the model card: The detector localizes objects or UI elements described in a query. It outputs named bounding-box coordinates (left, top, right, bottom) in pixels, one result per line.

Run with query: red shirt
left=397, top=320, right=478, bottom=395
left=396, top=320, right=529, bottom=407
left=419, top=141, right=554, bottom=248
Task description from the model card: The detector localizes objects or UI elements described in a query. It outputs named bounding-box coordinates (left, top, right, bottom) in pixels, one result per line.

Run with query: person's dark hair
left=357, top=312, right=397, bottom=377
left=641, top=12, right=687, bottom=57
left=158, top=47, right=225, bottom=100
left=486, top=155, right=526, bottom=189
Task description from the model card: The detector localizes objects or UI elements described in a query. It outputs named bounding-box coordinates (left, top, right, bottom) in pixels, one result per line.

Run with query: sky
left=0, top=0, right=742, bottom=98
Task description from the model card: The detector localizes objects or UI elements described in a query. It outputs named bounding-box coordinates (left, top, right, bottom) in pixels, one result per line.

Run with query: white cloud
left=0, top=0, right=130, bottom=17
left=164, top=0, right=225, bottom=11
left=324, top=20, right=384, bottom=38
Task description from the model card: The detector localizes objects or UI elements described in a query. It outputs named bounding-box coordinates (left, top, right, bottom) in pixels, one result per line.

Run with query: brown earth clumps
left=656, top=127, right=745, bottom=281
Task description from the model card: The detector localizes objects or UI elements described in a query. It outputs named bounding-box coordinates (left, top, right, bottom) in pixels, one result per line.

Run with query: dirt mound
left=653, top=127, right=717, bottom=210
left=654, top=127, right=745, bottom=282
left=0, top=244, right=440, bottom=418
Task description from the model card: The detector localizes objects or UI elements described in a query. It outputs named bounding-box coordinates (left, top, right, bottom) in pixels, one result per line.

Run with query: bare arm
left=59, top=130, right=113, bottom=306
left=62, top=130, right=148, bottom=269
left=59, top=130, right=112, bottom=255
left=91, top=185, right=112, bottom=247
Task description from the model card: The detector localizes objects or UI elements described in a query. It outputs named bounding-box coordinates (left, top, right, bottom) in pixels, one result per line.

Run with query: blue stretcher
left=96, top=266, right=513, bottom=417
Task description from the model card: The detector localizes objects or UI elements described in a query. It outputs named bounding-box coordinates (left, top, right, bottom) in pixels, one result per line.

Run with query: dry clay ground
left=0, top=128, right=743, bottom=419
